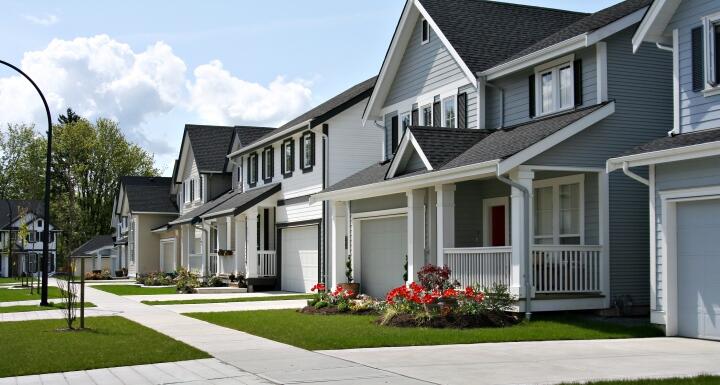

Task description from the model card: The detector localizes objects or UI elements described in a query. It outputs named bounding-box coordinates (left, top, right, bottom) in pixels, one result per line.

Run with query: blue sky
left=0, top=0, right=621, bottom=175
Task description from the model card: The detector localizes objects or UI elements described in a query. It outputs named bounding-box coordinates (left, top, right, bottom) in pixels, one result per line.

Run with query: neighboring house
left=0, top=200, right=59, bottom=278
left=312, top=0, right=674, bottom=315
left=111, top=176, right=178, bottom=277
left=69, top=235, right=116, bottom=276
left=170, top=77, right=381, bottom=292
left=607, top=0, right=720, bottom=340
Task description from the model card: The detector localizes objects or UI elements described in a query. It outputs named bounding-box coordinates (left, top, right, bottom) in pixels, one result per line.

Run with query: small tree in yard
left=345, top=255, right=353, bottom=283
left=56, top=261, right=79, bottom=330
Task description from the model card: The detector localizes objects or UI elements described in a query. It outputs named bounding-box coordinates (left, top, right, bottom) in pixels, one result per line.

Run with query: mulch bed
left=298, top=306, right=377, bottom=316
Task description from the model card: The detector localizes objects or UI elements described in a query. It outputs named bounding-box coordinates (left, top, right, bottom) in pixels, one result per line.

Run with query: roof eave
left=631, top=0, right=680, bottom=53
left=228, top=120, right=312, bottom=159
left=607, top=140, right=720, bottom=172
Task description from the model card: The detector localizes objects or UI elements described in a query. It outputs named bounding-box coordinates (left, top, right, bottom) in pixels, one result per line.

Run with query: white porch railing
left=444, top=247, right=512, bottom=288
left=258, top=250, right=276, bottom=277
left=531, top=245, right=602, bottom=294
left=208, top=252, right=218, bottom=276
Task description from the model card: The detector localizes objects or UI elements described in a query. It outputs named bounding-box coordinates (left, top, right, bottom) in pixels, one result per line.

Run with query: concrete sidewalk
left=154, top=299, right=306, bottom=314
left=321, top=337, right=720, bottom=385
left=0, top=307, right=117, bottom=322
left=123, top=291, right=302, bottom=303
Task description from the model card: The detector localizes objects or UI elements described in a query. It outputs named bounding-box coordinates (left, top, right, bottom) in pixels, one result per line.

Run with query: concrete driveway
left=320, top=337, right=720, bottom=385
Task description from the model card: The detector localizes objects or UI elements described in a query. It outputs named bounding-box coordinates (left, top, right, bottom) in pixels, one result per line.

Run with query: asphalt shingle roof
left=121, top=176, right=177, bottom=214
left=619, top=128, right=720, bottom=157
left=242, top=76, right=376, bottom=152
left=323, top=102, right=612, bottom=193
left=0, top=200, right=45, bottom=229
left=410, top=127, right=490, bottom=168
left=185, top=125, right=237, bottom=173
left=70, top=235, right=114, bottom=257
left=418, top=0, right=587, bottom=73
left=169, top=189, right=235, bottom=225
left=504, top=0, right=652, bottom=63
left=201, top=184, right=281, bottom=220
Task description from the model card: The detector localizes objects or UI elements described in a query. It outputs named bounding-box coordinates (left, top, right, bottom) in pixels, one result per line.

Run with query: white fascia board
left=498, top=101, right=616, bottom=175
left=482, top=35, right=587, bottom=81
left=631, top=0, right=681, bottom=53
left=607, top=140, right=720, bottom=172
left=175, top=133, right=190, bottom=183
left=413, top=0, right=478, bottom=88
left=227, top=120, right=311, bottom=158
left=363, top=0, right=416, bottom=124
left=587, top=7, right=647, bottom=46
left=386, top=132, right=433, bottom=179
left=132, top=212, right=178, bottom=216
left=311, top=160, right=499, bottom=203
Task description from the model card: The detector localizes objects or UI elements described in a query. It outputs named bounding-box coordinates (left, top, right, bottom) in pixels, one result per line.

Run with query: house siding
left=350, top=194, right=407, bottom=214
left=653, top=156, right=720, bottom=311
left=180, top=146, right=203, bottom=215
left=385, top=16, right=468, bottom=107
left=666, top=0, right=720, bottom=133
left=487, top=46, right=598, bottom=129
left=454, top=179, right=510, bottom=247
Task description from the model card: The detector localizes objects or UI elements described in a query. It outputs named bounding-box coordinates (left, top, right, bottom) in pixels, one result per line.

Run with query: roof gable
left=120, top=176, right=177, bottom=214
left=632, top=0, right=681, bottom=52
left=185, top=125, right=236, bottom=173
left=0, top=200, right=46, bottom=230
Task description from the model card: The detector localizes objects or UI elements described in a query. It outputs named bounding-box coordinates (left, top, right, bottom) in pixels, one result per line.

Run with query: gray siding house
left=608, top=0, right=720, bottom=340
left=314, top=0, right=674, bottom=315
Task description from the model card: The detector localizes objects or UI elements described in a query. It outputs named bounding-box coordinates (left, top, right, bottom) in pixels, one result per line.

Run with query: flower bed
left=299, top=264, right=518, bottom=329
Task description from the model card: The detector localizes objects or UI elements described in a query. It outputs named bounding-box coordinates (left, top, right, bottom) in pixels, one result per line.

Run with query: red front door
left=490, top=205, right=506, bottom=246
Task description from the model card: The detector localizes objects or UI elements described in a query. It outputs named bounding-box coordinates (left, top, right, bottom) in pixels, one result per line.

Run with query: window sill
left=535, top=105, right=575, bottom=119
left=702, top=86, right=720, bottom=97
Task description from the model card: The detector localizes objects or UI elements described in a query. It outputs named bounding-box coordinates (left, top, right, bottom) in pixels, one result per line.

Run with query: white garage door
left=360, top=216, right=407, bottom=299
left=281, top=226, right=318, bottom=293
left=677, top=199, right=720, bottom=340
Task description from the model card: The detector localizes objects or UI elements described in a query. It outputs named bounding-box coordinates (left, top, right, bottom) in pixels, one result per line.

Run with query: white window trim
left=263, top=147, right=273, bottom=180
left=249, top=154, right=258, bottom=184
left=533, top=174, right=585, bottom=245
left=482, top=197, right=510, bottom=247
left=702, top=12, right=720, bottom=95
left=421, top=19, right=430, bottom=45
left=442, top=95, right=457, bottom=128
left=283, top=140, right=293, bottom=174
left=534, top=54, right=575, bottom=117
left=302, top=133, right=313, bottom=169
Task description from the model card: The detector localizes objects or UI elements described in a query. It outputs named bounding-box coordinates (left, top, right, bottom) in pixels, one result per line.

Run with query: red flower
left=442, top=288, right=457, bottom=297
left=310, top=282, right=326, bottom=292
left=464, top=286, right=475, bottom=296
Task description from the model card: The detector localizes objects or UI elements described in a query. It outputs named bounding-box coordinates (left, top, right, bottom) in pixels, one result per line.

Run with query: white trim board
left=607, top=139, right=720, bottom=171
left=631, top=0, right=680, bottom=53
left=386, top=131, right=433, bottom=179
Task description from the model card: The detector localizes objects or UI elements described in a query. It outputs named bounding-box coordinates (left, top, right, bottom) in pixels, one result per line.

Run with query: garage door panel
left=281, top=226, right=318, bottom=293
left=360, top=216, right=407, bottom=299
left=677, top=199, right=720, bottom=340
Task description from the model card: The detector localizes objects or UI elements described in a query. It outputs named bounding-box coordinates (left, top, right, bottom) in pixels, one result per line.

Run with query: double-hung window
left=535, top=56, right=575, bottom=116
left=421, top=104, right=432, bottom=126
left=696, top=13, right=720, bottom=93
left=301, top=131, right=315, bottom=171
left=248, top=153, right=258, bottom=185
left=262, top=146, right=274, bottom=181
left=442, top=96, right=456, bottom=128
left=533, top=175, right=584, bottom=245
left=282, top=139, right=295, bottom=176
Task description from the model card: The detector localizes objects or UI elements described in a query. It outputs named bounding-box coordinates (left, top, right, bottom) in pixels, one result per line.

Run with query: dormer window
left=534, top=55, right=577, bottom=116
left=421, top=19, right=430, bottom=45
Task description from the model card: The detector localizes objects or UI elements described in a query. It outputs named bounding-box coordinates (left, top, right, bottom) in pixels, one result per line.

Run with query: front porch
left=332, top=167, right=609, bottom=310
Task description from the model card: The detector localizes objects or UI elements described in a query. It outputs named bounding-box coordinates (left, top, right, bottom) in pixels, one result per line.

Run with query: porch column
left=234, top=216, right=246, bottom=276
left=96, top=251, right=102, bottom=271
left=246, top=208, right=259, bottom=278
left=427, top=188, right=437, bottom=266
left=2, top=255, right=8, bottom=277
left=226, top=216, right=233, bottom=275
left=509, top=169, right=534, bottom=297
left=407, top=189, right=426, bottom=283
left=435, top=184, right=456, bottom=267
left=182, top=224, right=191, bottom=269
left=330, top=200, right=347, bottom=288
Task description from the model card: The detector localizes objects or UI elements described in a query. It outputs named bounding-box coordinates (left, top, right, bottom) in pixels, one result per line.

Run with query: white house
left=608, top=0, right=720, bottom=340
left=0, top=200, right=59, bottom=278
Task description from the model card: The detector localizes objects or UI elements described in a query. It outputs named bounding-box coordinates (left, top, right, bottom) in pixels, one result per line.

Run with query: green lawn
left=0, top=277, right=26, bottom=285
left=187, top=310, right=664, bottom=350
left=562, top=376, right=720, bottom=385
left=93, top=285, right=177, bottom=295
left=0, top=302, right=95, bottom=314
left=0, top=286, right=64, bottom=302
left=0, top=316, right=209, bottom=377
left=142, top=294, right=313, bottom=305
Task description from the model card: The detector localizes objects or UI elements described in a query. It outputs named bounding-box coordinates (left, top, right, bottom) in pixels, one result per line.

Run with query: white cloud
left=0, top=35, right=314, bottom=157
left=24, top=14, right=59, bottom=26
left=187, top=61, right=312, bottom=126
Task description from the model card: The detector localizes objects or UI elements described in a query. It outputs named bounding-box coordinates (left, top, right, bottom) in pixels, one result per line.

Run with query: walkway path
left=122, top=290, right=301, bottom=303
left=154, top=299, right=306, bottom=314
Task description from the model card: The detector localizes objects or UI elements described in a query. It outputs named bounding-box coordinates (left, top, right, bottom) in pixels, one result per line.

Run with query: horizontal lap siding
left=459, top=84, right=478, bottom=129
left=454, top=179, right=510, bottom=247
left=668, top=0, right=720, bottom=133
left=385, top=17, right=467, bottom=107
left=350, top=194, right=407, bottom=214
left=654, top=156, right=720, bottom=310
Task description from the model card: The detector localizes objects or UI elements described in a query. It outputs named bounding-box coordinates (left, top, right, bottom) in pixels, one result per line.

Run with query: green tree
left=0, top=124, right=46, bottom=199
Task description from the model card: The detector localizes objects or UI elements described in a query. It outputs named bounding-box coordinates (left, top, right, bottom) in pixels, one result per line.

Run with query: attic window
left=421, top=19, right=430, bottom=45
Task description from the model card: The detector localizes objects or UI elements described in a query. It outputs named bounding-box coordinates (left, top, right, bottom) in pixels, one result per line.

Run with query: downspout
left=622, top=162, right=649, bottom=186
left=373, top=120, right=387, bottom=160
left=495, top=165, right=532, bottom=320
left=655, top=42, right=680, bottom=136
left=321, top=125, right=329, bottom=285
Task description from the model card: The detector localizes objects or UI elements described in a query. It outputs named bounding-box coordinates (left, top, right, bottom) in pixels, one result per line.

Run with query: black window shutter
left=457, top=93, right=467, bottom=129
left=391, top=115, right=399, bottom=153
left=433, top=101, right=441, bottom=126
left=261, top=152, right=266, bottom=180
left=269, top=148, right=274, bottom=178
left=280, top=143, right=285, bottom=175
left=716, top=25, right=720, bottom=83
left=253, top=155, right=258, bottom=182
left=692, top=26, right=704, bottom=92
left=411, top=109, right=419, bottom=126
left=528, top=74, right=536, bottom=118
left=246, top=157, right=251, bottom=184
left=290, top=140, right=295, bottom=171
left=299, top=136, right=305, bottom=170
left=574, top=59, right=583, bottom=106
left=309, top=132, right=316, bottom=166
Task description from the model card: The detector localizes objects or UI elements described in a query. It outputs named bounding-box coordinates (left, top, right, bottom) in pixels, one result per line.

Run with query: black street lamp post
left=0, top=60, right=52, bottom=306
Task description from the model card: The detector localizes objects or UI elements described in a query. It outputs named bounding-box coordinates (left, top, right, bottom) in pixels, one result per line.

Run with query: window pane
left=559, top=183, right=580, bottom=235
left=284, top=144, right=292, bottom=171
left=559, top=66, right=573, bottom=109
left=541, top=72, right=553, bottom=113
left=534, top=186, right=553, bottom=237
left=560, top=236, right=581, bottom=245
left=534, top=237, right=554, bottom=245
left=304, top=136, right=312, bottom=167
left=443, top=97, right=456, bottom=128
left=422, top=105, right=432, bottom=126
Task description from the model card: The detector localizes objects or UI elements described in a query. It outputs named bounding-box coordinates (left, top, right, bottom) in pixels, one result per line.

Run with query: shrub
left=84, top=270, right=112, bottom=280
left=140, top=272, right=174, bottom=286
left=175, top=267, right=199, bottom=294
left=417, top=264, right=452, bottom=291
left=480, top=283, right=515, bottom=315
left=314, top=300, right=329, bottom=309
left=206, top=275, right=226, bottom=287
